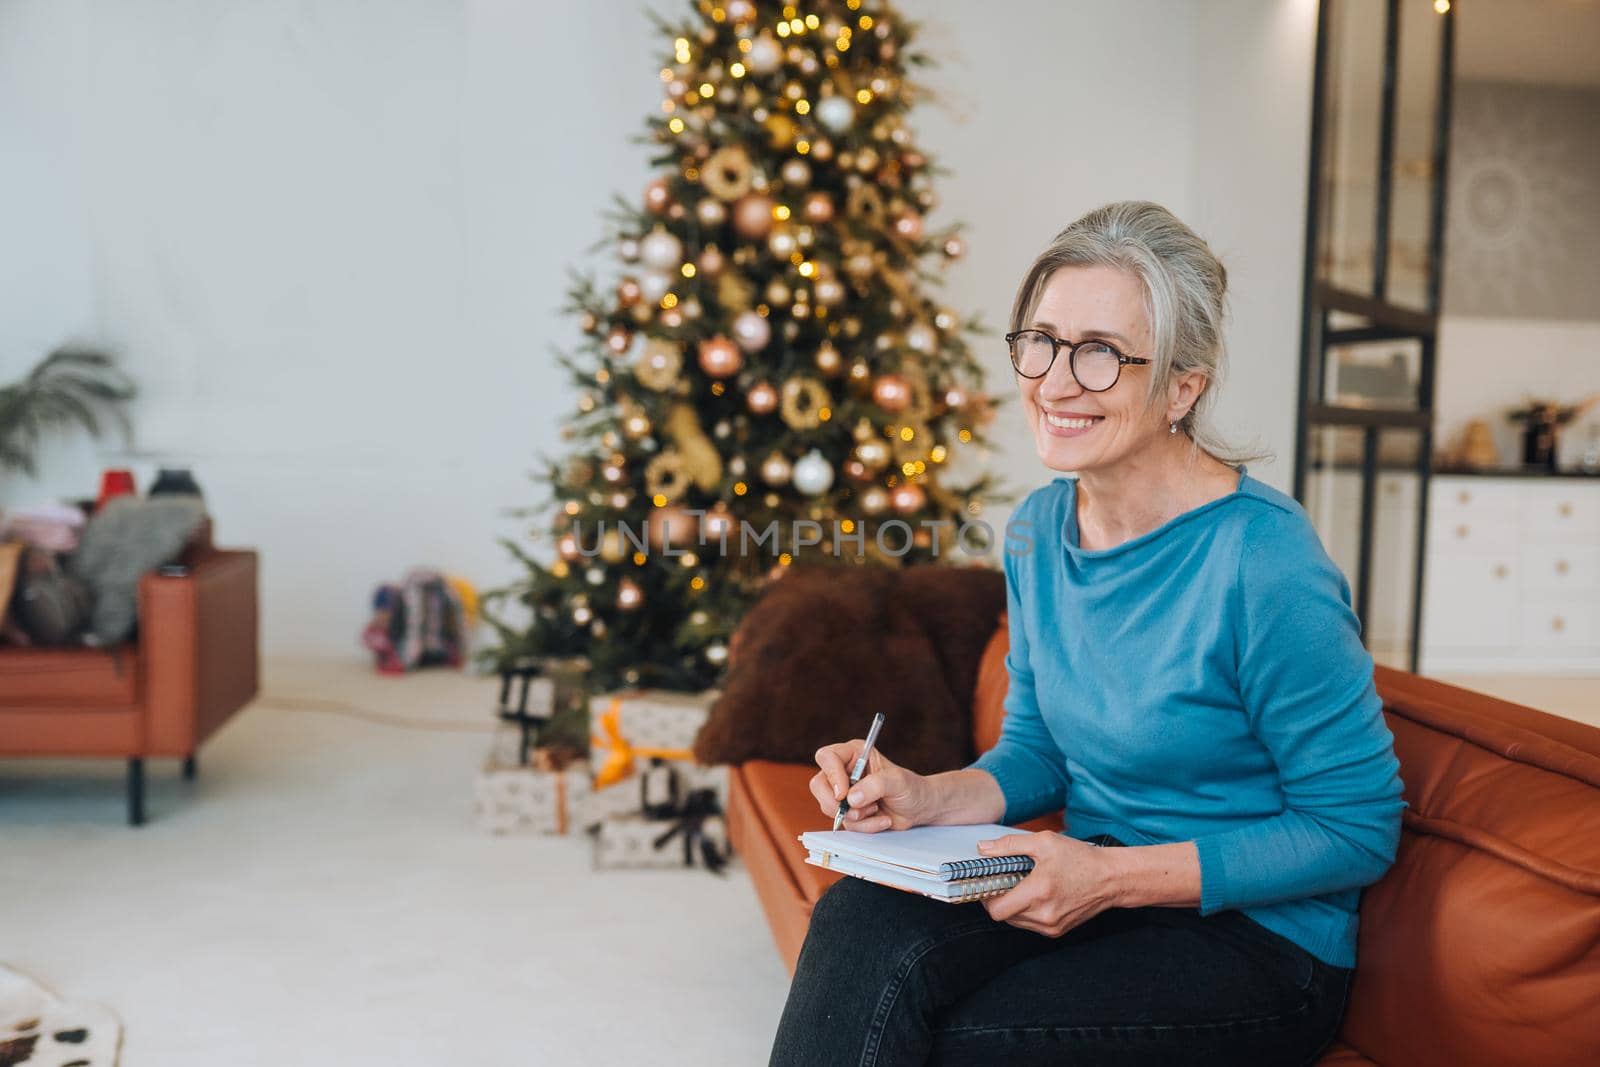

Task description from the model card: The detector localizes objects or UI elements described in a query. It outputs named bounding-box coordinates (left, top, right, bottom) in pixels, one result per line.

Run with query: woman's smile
left=1041, top=410, right=1105, bottom=437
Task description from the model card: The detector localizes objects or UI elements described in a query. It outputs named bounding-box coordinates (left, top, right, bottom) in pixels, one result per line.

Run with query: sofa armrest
left=138, top=548, right=260, bottom=755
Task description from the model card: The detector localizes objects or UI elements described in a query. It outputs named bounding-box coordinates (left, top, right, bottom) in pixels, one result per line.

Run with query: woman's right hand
left=811, top=740, right=932, bottom=833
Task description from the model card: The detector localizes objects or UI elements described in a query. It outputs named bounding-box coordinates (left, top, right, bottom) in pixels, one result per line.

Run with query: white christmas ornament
left=640, top=227, right=684, bottom=271
left=815, top=95, right=855, bottom=133
left=732, top=309, right=772, bottom=352
left=639, top=271, right=674, bottom=303
left=792, top=450, right=836, bottom=495
left=747, top=34, right=782, bottom=75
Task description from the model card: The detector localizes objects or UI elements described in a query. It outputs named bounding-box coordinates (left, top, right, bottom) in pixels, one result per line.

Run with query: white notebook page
left=797, top=823, right=1032, bottom=875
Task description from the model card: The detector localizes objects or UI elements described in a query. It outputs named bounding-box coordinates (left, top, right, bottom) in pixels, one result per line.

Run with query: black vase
left=148, top=467, right=203, bottom=499
left=1520, top=417, right=1558, bottom=472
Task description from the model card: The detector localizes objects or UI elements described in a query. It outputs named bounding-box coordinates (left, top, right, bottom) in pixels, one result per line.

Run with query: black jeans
left=770, top=835, right=1352, bottom=1066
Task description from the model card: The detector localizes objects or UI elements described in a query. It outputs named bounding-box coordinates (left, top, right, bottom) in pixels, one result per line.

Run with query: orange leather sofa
left=0, top=523, right=259, bottom=825
left=728, top=620, right=1600, bottom=1066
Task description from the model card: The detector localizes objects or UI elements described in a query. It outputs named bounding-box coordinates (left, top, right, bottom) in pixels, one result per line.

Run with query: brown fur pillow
left=692, top=563, right=1005, bottom=775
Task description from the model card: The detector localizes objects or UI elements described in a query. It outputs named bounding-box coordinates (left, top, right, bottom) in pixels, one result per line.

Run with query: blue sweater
left=969, top=470, right=1406, bottom=967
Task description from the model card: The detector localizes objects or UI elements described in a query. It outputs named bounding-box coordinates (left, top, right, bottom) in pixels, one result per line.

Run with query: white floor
left=0, top=660, right=792, bottom=1066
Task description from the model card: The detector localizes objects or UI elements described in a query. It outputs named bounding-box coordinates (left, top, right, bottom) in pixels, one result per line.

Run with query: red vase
left=96, top=469, right=137, bottom=512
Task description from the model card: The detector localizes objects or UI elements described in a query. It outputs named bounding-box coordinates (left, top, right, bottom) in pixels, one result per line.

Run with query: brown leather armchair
left=727, top=619, right=1600, bottom=1065
left=0, top=523, right=259, bottom=824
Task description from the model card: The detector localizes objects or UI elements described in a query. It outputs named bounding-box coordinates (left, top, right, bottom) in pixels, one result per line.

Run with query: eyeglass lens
left=1011, top=331, right=1123, bottom=391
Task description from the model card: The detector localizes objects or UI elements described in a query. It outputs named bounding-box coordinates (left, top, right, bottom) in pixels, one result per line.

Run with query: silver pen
left=833, top=712, right=886, bottom=831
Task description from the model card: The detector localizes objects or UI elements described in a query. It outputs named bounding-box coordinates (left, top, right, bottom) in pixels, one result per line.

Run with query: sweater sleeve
left=967, top=500, right=1071, bottom=825
left=1192, top=508, right=1407, bottom=915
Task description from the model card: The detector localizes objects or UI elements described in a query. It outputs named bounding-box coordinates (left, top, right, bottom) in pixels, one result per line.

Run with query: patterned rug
left=0, top=967, right=119, bottom=1067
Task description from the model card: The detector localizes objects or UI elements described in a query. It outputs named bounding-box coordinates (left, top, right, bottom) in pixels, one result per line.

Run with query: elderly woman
left=769, top=201, right=1405, bottom=1066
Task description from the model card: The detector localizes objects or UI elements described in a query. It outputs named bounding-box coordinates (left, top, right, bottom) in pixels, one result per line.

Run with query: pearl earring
left=1169, top=421, right=1178, bottom=435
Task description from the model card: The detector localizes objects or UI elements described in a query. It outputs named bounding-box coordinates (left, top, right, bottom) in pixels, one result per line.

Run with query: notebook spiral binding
left=940, top=855, right=1036, bottom=880
left=948, top=872, right=1026, bottom=903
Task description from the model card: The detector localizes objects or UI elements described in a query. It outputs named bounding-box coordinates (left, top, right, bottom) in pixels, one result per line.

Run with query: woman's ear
left=1167, top=370, right=1208, bottom=421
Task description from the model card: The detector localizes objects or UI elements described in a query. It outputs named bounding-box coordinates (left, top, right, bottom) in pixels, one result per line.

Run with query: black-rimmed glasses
left=1004, top=329, right=1151, bottom=391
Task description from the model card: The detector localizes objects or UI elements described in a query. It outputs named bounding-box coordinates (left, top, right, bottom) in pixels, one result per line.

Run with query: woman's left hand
left=977, top=832, right=1119, bottom=937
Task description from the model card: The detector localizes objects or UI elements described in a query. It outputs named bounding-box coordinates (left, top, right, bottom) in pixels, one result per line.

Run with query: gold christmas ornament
left=760, top=451, right=793, bottom=486
left=616, top=577, right=644, bottom=611
left=636, top=338, right=682, bottom=391
left=810, top=137, right=834, bottom=162
left=764, top=112, right=797, bottom=149
left=702, top=145, right=755, bottom=201
left=703, top=504, right=735, bottom=543
left=845, top=185, right=886, bottom=226
left=600, top=529, right=626, bottom=564
left=814, top=341, right=843, bottom=375
left=733, top=193, right=776, bottom=238
left=697, top=335, right=744, bottom=378
left=814, top=275, right=846, bottom=306
left=944, top=386, right=969, bottom=411
left=606, top=326, right=632, bottom=354
left=717, top=271, right=756, bottom=311
left=622, top=406, right=652, bottom=440
left=872, top=374, right=913, bottom=413
left=780, top=377, right=831, bottom=429
left=942, top=235, right=965, bottom=259
left=664, top=403, right=723, bottom=491
left=860, top=486, right=890, bottom=515
left=644, top=451, right=691, bottom=502
left=854, top=438, right=891, bottom=471
left=844, top=457, right=870, bottom=481
left=765, top=279, right=792, bottom=306
left=780, top=158, right=812, bottom=188
left=617, top=277, right=642, bottom=308
left=893, top=419, right=932, bottom=464
left=698, top=244, right=726, bottom=275
left=557, top=532, right=581, bottom=561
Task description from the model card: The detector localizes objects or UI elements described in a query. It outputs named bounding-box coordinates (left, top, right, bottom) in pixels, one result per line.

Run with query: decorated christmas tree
left=485, top=0, right=1003, bottom=697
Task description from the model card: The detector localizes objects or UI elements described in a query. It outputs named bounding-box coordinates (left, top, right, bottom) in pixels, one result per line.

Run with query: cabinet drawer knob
left=1552, top=616, right=1566, bottom=633
left=1492, top=564, right=1508, bottom=579
left=1457, top=490, right=1471, bottom=505
left=1556, top=559, right=1570, bottom=575
left=1558, top=502, right=1573, bottom=518
left=1455, top=524, right=1470, bottom=539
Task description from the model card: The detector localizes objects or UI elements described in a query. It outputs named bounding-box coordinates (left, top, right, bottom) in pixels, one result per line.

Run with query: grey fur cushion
left=66, top=495, right=207, bottom=644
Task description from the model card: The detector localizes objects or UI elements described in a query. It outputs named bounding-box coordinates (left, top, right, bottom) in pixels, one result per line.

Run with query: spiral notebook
left=798, top=824, right=1036, bottom=903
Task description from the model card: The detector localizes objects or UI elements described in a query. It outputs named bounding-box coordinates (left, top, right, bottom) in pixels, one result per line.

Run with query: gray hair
left=1009, top=200, right=1269, bottom=466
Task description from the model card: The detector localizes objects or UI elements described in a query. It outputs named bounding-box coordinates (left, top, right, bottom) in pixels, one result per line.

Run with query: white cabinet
left=1420, top=476, right=1600, bottom=674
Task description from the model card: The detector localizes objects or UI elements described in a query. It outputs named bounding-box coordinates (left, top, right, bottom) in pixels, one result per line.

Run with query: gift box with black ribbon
left=590, top=783, right=732, bottom=873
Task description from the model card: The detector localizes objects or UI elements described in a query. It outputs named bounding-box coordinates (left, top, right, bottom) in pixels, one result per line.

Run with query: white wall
left=0, top=0, right=1315, bottom=658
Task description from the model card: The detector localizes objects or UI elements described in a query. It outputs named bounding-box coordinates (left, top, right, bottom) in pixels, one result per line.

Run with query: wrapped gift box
left=576, top=758, right=732, bottom=831
left=591, top=808, right=730, bottom=872
left=588, top=689, right=721, bottom=792
left=474, top=733, right=592, bottom=835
